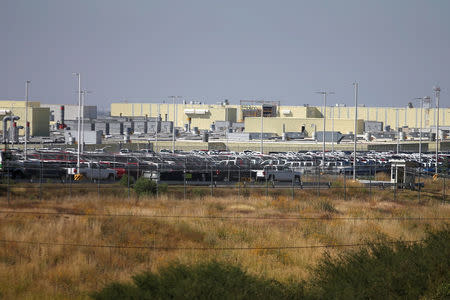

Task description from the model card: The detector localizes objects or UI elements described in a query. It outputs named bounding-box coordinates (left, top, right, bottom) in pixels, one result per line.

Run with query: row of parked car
left=0, top=148, right=447, bottom=183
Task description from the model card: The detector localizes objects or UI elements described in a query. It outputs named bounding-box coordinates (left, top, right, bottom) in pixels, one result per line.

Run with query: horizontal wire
left=0, top=210, right=448, bottom=221
left=0, top=184, right=445, bottom=191
left=0, top=239, right=421, bottom=251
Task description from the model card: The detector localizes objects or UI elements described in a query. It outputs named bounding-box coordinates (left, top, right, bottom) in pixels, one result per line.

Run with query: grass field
left=0, top=178, right=448, bottom=299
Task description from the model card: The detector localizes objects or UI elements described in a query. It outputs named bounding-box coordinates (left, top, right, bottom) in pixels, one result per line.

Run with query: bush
left=92, top=261, right=301, bottom=300
left=119, top=174, right=135, bottom=187
left=92, top=228, right=450, bottom=300
left=133, top=177, right=157, bottom=196
left=308, top=227, right=450, bottom=299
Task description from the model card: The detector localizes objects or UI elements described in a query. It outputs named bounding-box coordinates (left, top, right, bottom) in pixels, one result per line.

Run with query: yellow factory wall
left=110, top=103, right=237, bottom=130
left=111, top=102, right=449, bottom=131
left=235, top=105, right=321, bottom=119
left=244, top=117, right=364, bottom=136
left=320, top=106, right=450, bottom=129
left=0, top=100, right=41, bottom=108
left=0, top=100, right=50, bottom=136
left=276, top=106, right=322, bottom=118
left=0, top=106, right=50, bottom=137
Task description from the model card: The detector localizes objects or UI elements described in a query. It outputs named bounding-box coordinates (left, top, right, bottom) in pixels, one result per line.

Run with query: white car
left=255, top=166, right=302, bottom=182
left=67, top=162, right=117, bottom=180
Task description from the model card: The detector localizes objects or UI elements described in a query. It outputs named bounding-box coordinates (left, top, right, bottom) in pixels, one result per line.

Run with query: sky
left=1, top=0, right=449, bottom=111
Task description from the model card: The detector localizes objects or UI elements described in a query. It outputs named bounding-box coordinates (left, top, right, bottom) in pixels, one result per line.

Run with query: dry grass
left=0, top=181, right=449, bottom=299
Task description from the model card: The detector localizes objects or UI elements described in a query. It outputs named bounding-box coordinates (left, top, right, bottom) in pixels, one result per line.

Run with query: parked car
left=66, top=162, right=117, bottom=181
left=254, top=166, right=302, bottom=182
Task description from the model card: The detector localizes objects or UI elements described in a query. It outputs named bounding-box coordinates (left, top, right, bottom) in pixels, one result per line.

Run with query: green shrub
left=308, top=227, right=450, bottom=299
left=92, top=228, right=450, bottom=300
left=119, top=174, right=134, bottom=187
left=92, top=261, right=303, bottom=300
left=133, top=177, right=157, bottom=196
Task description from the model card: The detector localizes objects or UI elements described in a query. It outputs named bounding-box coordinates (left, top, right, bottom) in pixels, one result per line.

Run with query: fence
left=1, top=161, right=447, bottom=204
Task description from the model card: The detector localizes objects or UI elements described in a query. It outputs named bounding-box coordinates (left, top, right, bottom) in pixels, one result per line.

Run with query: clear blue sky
left=1, top=0, right=449, bottom=110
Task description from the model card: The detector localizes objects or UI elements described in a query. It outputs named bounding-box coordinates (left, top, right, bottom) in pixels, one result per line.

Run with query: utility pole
left=316, top=91, right=334, bottom=164
left=169, top=96, right=181, bottom=153
left=353, top=82, right=358, bottom=180
left=413, top=97, right=430, bottom=168
left=81, top=91, right=85, bottom=154
left=80, top=90, right=92, bottom=154
left=225, top=107, right=229, bottom=152
left=331, top=105, right=334, bottom=155
left=396, top=109, right=399, bottom=154
left=73, top=73, right=81, bottom=168
left=260, top=103, right=263, bottom=154
left=433, top=86, right=440, bottom=175
left=155, top=103, right=160, bottom=153
left=24, top=80, right=30, bottom=160
left=419, top=100, right=423, bottom=166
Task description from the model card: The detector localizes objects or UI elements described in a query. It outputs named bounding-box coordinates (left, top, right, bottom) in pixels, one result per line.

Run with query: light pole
left=155, top=103, right=160, bottom=153
left=81, top=91, right=85, bottom=154
left=24, top=80, right=30, bottom=160
left=260, top=103, right=263, bottom=154
left=73, top=73, right=81, bottom=168
left=331, top=105, right=335, bottom=155
left=353, top=82, right=358, bottom=180
left=413, top=96, right=430, bottom=170
left=225, top=106, right=229, bottom=151
left=168, top=96, right=181, bottom=153
left=396, top=109, right=399, bottom=154
left=433, top=86, right=440, bottom=175
left=316, top=91, right=334, bottom=164
left=80, top=90, right=92, bottom=154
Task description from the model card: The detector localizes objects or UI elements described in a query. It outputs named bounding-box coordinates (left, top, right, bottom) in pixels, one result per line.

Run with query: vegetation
left=92, top=261, right=297, bottom=300
left=133, top=177, right=157, bottom=196
left=93, top=228, right=450, bottom=299
left=308, top=227, right=450, bottom=299
left=0, top=177, right=448, bottom=298
left=119, top=174, right=135, bottom=187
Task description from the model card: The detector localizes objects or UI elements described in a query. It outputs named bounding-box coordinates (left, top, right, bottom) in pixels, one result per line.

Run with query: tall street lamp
left=168, top=96, right=181, bottom=153
left=72, top=73, right=81, bottom=168
left=353, top=82, right=358, bottom=180
left=433, top=86, right=440, bottom=175
left=24, top=80, right=31, bottom=160
left=260, top=103, right=263, bottom=154
left=413, top=96, right=430, bottom=169
left=396, top=109, right=399, bottom=154
left=331, top=105, right=335, bottom=155
left=155, top=103, right=160, bottom=153
left=316, top=91, right=334, bottom=164
left=80, top=90, right=92, bottom=154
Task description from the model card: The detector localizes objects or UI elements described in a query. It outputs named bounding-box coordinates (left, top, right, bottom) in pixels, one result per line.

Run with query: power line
left=0, top=239, right=421, bottom=251
left=0, top=210, right=449, bottom=221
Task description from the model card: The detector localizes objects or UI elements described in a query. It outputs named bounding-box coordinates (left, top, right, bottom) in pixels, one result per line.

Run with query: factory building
left=316, top=106, right=450, bottom=131
left=110, top=102, right=236, bottom=130
left=41, top=104, right=97, bottom=123
left=244, top=117, right=365, bottom=136
left=0, top=100, right=50, bottom=136
left=112, top=101, right=449, bottom=136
